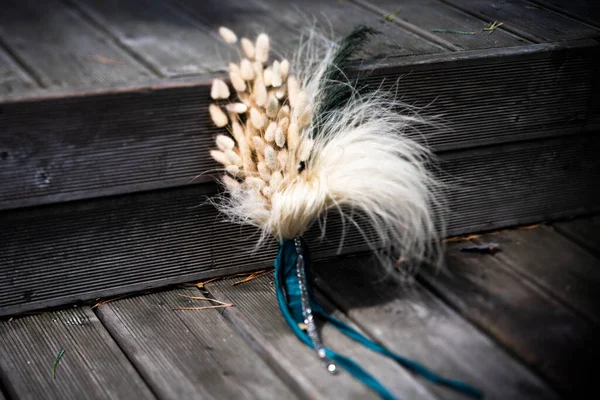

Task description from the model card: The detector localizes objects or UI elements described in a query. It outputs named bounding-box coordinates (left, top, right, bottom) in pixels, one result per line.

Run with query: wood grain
left=73, top=0, right=232, bottom=77
left=528, top=0, right=600, bottom=28
left=0, top=47, right=37, bottom=95
left=0, top=0, right=154, bottom=89
left=440, top=0, right=599, bottom=42
left=420, top=241, right=600, bottom=397
left=313, top=254, right=559, bottom=400
left=175, top=0, right=446, bottom=59
left=355, top=0, right=529, bottom=50
left=552, top=215, right=600, bottom=257
left=96, top=288, right=296, bottom=400
left=205, top=275, right=438, bottom=400
left=472, top=225, right=600, bottom=325
left=0, top=307, right=155, bottom=400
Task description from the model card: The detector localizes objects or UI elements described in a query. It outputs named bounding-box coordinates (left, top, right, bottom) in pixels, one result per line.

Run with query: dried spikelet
left=287, top=121, right=299, bottom=151
left=277, top=105, right=290, bottom=120
left=209, top=104, right=228, bottom=127
left=297, top=138, right=313, bottom=161
left=222, top=175, right=240, bottom=190
left=210, top=150, right=230, bottom=166
left=264, top=122, right=277, bottom=142
left=250, top=107, right=265, bottom=129
left=271, top=61, right=282, bottom=87
left=254, top=80, right=267, bottom=106
left=218, top=27, right=237, bottom=44
left=263, top=67, right=273, bottom=87
left=253, top=61, right=263, bottom=80
left=280, top=59, right=290, bottom=80
left=297, top=108, right=312, bottom=127
left=264, top=145, right=278, bottom=170
left=240, top=59, right=254, bottom=80
left=266, top=94, right=279, bottom=118
left=229, top=62, right=242, bottom=76
left=216, top=134, right=235, bottom=151
left=243, top=157, right=256, bottom=173
left=225, top=102, right=248, bottom=114
left=255, top=33, right=269, bottom=63
left=275, top=126, right=286, bottom=148
left=275, top=84, right=286, bottom=99
left=278, top=116, right=290, bottom=133
left=237, top=92, right=251, bottom=105
left=231, top=121, right=245, bottom=143
left=252, top=136, right=266, bottom=154
left=270, top=170, right=282, bottom=189
left=262, top=186, right=272, bottom=198
left=287, top=76, right=299, bottom=107
left=246, top=176, right=266, bottom=190
left=241, top=38, right=255, bottom=59
left=257, top=162, right=271, bottom=181
left=225, top=164, right=240, bottom=177
left=229, top=70, right=246, bottom=92
left=225, top=150, right=242, bottom=166
left=211, top=79, right=230, bottom=99
left=277, top=149, right=288, bottom=171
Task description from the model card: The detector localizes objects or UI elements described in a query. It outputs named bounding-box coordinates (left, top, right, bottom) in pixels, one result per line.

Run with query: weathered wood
left=0, top=47, right=37, bottom=95
left=471, top=225, right=600, bottom=325
left=552, top=215, right=600, bottom=257
left=72, top=0, right=232, bottom=77
left=205, top=275, right=437, bottom=399
left=419, top=241, right=600, bottom=397
left=1, top=40, right=597, bottom=210
left=1, top=133, right=598, bottom=317
left=313, top=255, right=559, bottom=400
left=175, top=0, right=446, bottom=59
left=0, top=307, right=155, bottom=400
left=96, top=288, right=296, bottom=400
left=440, top=0, right=599, bottom=42
left=0, top=0, right=154, bottom=90
left=529, top=0, right=600, bottom=28
left=356, top=0, right=529, bottom=50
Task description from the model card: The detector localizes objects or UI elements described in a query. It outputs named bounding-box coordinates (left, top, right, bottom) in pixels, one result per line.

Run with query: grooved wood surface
left=96, top=288, right=296, bottom=400
left=472, top=225, right=600, bottom=325
left=553, top=216, right=600, bottom=257
left=206, top=276, right=437, bottom=400
left=73, top=0, right=232, bottom=77
left=440, top=0, right=600, bottom=42
left=313, top=255, right=558, bottom=400
left=420, top=240, right=600, bottom=397
left=357, top=0, right=529, bottom=50
left=0, top=307, right=155, bottom=400
left=0, top=48, right=37, bottom=95
left=0, top=0, right=154, bottom=90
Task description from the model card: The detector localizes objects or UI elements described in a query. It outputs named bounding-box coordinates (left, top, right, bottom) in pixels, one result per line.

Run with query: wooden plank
left=552, top=215, right=600, bottom=257
left=419, top=241, right=600, bottom=397
left=175, top=0, right=446, bottom=58
left=1, top=40, right=597, bottom=211
left=95, top=288, right=295, bottom=400
left=529, top=0, right=600, bottom=28
left=1, top=133, right=598, bottom=317
left=0, top=307, right=155, bottom=400
left=440, top=0, right=599, bottom=42
left=72, top=0, right=231, bottom=77
left=0, top=47, right=38, bottom=96
left=0, top=0, right=154, bottom=89
left=356, top=0, right=530, bottom=50
left=471, top=225, right=600, bottom=325
left=313, top=255, right=559, bottom=400
left=205, top=275, right=438, bottom=399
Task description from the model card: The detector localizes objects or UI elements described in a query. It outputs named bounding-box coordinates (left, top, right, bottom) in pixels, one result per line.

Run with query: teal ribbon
left=274, top=238, right=484, bottom=400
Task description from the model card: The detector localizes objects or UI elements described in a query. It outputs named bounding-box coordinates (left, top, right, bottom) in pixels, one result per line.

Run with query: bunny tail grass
left=208, top=24, right=446, bottom=272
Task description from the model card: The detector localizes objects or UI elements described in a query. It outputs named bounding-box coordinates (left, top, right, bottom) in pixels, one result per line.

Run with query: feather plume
left=207, top=25, right=446, bottom=273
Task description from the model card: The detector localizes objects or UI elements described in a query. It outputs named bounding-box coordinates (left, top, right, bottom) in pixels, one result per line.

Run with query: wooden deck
left=0, top=2, right=599, bottom=398
left=1, top=216, right=598, bottom=399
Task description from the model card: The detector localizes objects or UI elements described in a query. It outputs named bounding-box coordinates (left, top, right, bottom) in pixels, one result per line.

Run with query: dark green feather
left=312, top=25, right=379, bottom=133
